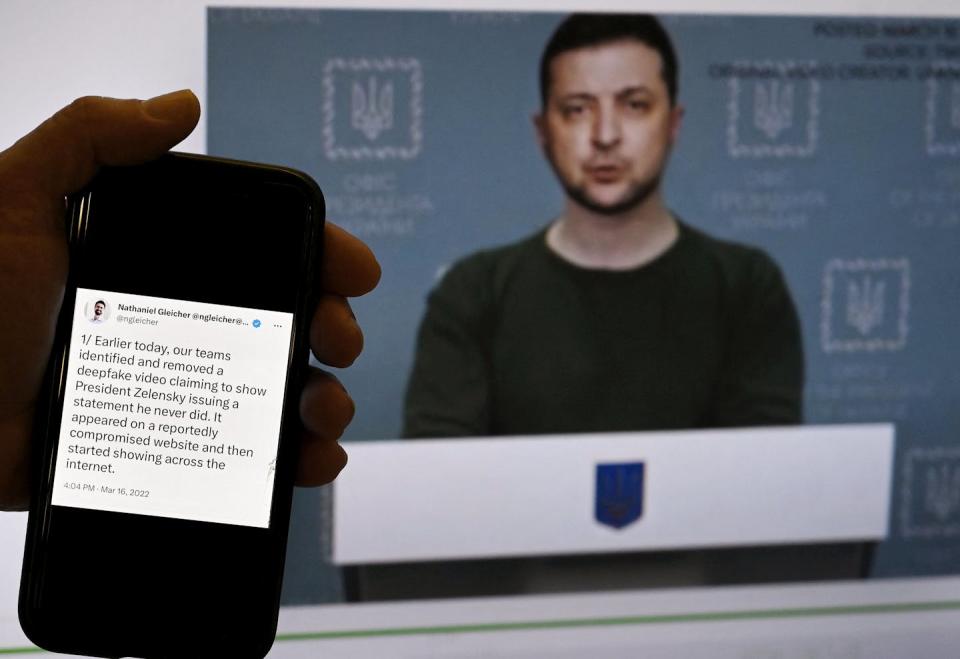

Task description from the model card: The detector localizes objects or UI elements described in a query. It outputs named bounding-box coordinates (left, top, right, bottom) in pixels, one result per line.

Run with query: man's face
left=94, top=303, right=104, bottom=317
left=536, top=39, right=683, bottom=216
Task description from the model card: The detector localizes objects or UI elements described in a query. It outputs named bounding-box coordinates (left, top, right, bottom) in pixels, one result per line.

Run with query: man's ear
left=669, top=104, right=685, bottom=145
left=532, top=111, right=548, bottom=150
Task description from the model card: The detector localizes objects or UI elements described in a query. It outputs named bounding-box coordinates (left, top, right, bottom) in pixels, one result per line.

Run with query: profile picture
left=85, top=299, right=109, bottom=323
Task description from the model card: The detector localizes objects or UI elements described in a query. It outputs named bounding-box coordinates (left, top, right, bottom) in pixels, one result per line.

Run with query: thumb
left=0, top=90, right=200, bottom=200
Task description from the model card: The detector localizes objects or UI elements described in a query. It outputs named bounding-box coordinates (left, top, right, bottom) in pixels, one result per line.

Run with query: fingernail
left=142, top=89, right=196, bottom=121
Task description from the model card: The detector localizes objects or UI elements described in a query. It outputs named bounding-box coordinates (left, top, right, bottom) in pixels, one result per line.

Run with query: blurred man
left=404, top=13, right=803, bottom=438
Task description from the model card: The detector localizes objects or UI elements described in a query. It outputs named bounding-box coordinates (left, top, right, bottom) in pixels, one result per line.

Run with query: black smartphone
left=18, top=153, right=324, bottom=658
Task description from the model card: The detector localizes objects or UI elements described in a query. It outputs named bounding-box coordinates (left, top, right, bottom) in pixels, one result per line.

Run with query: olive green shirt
left=403, top=221, right=803, bottom=437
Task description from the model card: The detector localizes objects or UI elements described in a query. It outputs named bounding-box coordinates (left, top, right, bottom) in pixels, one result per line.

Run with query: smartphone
left=19, top=153, right=324, bottom=658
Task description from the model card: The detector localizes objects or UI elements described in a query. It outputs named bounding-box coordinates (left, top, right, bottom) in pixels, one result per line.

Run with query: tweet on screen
left=50, top=288, right=294, bottom=528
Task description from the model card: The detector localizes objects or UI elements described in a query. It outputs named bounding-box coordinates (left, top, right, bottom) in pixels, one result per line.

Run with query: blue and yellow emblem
left=595, top=462, right=645, bottom=530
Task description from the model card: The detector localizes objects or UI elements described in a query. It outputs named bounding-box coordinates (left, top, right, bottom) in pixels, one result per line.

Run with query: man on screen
left=403, top=13, right=804, bottom=438
left=90, top=300, right=106, bottom=323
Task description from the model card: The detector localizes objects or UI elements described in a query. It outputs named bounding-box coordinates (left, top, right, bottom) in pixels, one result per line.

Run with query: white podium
left=332, top=424, right=894, bottom=565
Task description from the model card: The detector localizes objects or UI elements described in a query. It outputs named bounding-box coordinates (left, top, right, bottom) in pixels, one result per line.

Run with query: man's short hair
left=95, top=300, right=105, bottom=306
left=539, top=13, right=679, bottom=108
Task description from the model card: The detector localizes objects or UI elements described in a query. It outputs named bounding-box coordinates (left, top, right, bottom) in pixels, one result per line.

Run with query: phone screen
left=20, top=155, right=322, bottom=658
left=52, top=289, right=293, bottom=528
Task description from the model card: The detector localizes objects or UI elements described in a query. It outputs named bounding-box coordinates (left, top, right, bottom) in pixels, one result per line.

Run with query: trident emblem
left=925, top=463, right=960, bottom=522
left=753, top=80, right=794, bottom=140
left=846, top=275, right=885, bottom=337
left=595, top=463, right=645, bottom=530
left=351, top=76, right=394, bottom=141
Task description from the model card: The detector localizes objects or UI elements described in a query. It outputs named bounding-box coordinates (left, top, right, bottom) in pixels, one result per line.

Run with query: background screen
left=208, top=8, right=960, bottom=601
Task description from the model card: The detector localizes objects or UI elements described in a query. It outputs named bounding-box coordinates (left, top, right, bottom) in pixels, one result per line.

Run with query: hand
left=0, top=90, right=380, bottom=510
